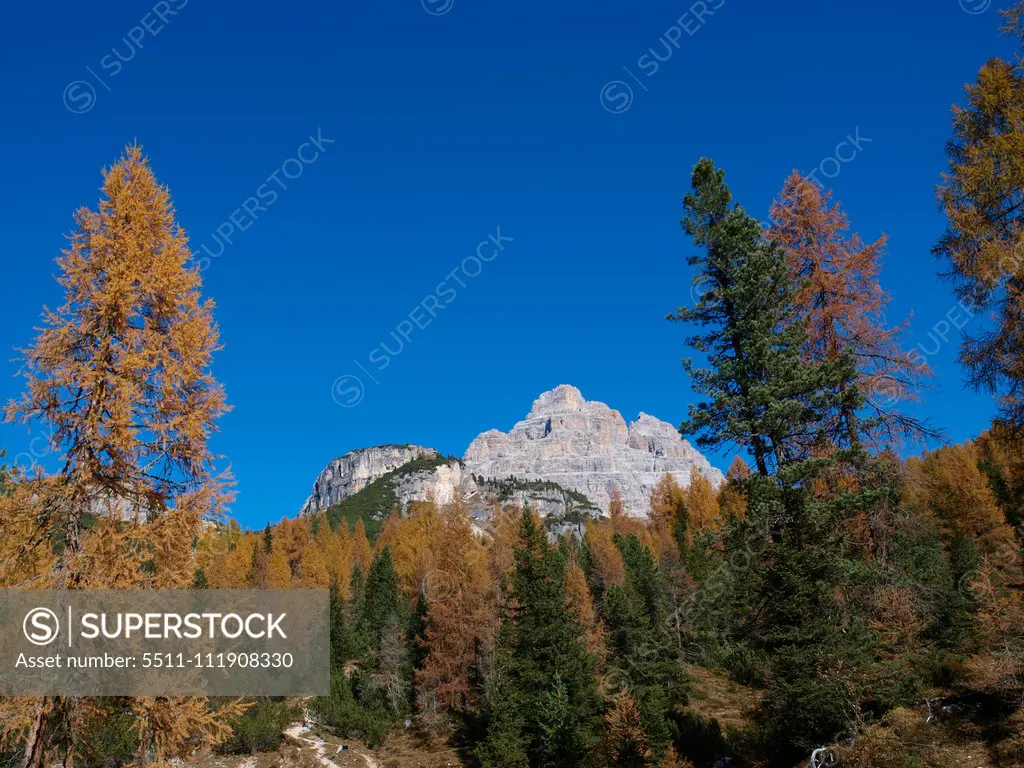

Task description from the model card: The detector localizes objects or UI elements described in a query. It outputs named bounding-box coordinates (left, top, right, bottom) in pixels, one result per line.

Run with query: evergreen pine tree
left=669, top=158, right=860, bottom=474
left=671, top=159, right=883, bottom=757
left=359, top=547, right=401, bottom=651
left=329, top=579, right=351, bottom=670
left=603, top=534, right=686, bottom=759
left=479, top=509, right=602, bottom=768
left=350, top=547, right=412, bottom=718
left=191, top=566, right=208, bottom=589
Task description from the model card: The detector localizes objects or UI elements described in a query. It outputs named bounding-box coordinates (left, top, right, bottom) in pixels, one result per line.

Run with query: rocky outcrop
left=299, top=444, right=438, bottom=516
left=463, top=385, right=723, bottom=517
left=298, top=386, right=724, bottom=521
left=392, top=460, right=468, bottom=507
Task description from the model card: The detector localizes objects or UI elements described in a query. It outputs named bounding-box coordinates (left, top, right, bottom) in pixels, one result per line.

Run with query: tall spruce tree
left=479, top=509, right=602, bottom=768
left=671, top=159, right=883, bottom=757
left=354, top=547, right=412, bottom=717
left=669, top=158, right=860, bottom=475
left=359, top=547, right=401, bottom=652
left=603, top=534, right=687, bottom=760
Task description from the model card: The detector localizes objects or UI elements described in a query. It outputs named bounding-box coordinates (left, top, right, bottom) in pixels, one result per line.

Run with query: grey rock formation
left=297, top=385, right=724, bottom=521
left=299, top=444, right=438, bottom=516
left=463, top=385, right=723, bottom=517
left=392, top=459, right=471, bottom=507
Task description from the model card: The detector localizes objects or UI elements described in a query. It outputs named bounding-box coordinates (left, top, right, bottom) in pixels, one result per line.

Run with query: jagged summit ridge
left=298, top=386, right=724, bottom=520
left=463, top=384, right=724, bottom=516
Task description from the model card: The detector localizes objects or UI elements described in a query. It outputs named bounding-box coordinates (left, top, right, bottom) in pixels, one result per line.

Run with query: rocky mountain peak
left=298, top=386, right=724, bottom=521
left=529, top=384, right=588, bottom=415
left=463, top=385, right=723, bottom=516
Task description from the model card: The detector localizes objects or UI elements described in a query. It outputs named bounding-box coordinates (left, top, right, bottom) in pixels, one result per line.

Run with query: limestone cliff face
left=393, top=460, right=468, bottom=507
left=299, top=444, right=438, bottom=516
left=298, top=386, right=723, bottom=520
left=463, top=385, right=723, bottom=517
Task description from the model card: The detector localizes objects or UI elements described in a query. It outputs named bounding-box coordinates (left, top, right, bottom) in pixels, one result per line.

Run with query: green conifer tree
left=671, top=159, right=882, bottom=757
left=603, top=534, right=687, bottom=759
left=191, top=566, right=208, bottom=589
left=479, top=510, right=602, bottom=767
left=358, top=547, right=401, bottom=651
left=669, top=158, right=861, bottom=473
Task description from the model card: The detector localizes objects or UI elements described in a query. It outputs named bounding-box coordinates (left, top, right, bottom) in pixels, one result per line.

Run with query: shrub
left=311, top=672, right=393, bottom=748
left=78, top=707, right=139, bottom=767
left=218, top=697, right=295, bottom=755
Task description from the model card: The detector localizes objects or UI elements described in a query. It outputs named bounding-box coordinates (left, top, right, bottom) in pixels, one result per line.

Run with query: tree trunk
left=20, top=699, right=48, bottom=768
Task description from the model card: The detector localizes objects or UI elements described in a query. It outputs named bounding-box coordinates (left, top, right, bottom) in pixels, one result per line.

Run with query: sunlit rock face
left=299, top=445, right=438, bottom=516
left=298, top=386, right=723, bottom=520
left=463, top=385, right=724, bottom=517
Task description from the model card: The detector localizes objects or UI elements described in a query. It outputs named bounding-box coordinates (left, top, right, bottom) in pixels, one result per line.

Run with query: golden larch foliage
left=649, top=473, right=688, bottom=561
left=296, top=541, right=330, bottom=588
left=352, top=518, right=373, bottom=571
left=415, top=502, right=496, bottom=735
left=0, top=476, right=58, bottom=586
left=904, top=441, right=1018, bottom=563
left=1, top=145, right=237, bottom=765
left=487, top=503, right=526, bottom=581
left=266, top=548, right=292, bottom=588
left=603, top=695, right=653, bottom=765
left=718, top=457, right=750, bottom=519
left=316, top=519, right=354, bottom=597
left=769, top=171, right=929, bottom=443
left=378, top=501, right=442, bottom=595
left=685, top=467, right=720, bottom=533
left=650, top=473, right=687, bottom=527
left=936, top=50, right=1024, bottom=428
left=565, top=559, right=607, bottom=669
left=585, top=517, right=626, bottom=590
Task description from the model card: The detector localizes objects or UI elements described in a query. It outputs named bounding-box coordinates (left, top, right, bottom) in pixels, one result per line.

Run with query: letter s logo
left=23, top=608, right=60, bottom=646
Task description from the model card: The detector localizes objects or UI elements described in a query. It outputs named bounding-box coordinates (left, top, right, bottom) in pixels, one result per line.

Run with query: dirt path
left=284, top=722, right=381, bottom=768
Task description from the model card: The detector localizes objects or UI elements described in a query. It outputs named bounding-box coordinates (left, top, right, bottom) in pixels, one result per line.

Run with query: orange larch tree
left=352, top=518, right=374, bottom=571
left=565, top=559, right=607, bottom=669
left=717, top=456, right=750, bottom=520
left=1, top=145, right=242, bottom=766
left=768, top=171, right=931, bottom=444
left=935, top=8, right=1024, bottom=430
left=585, top=517, right=626, bottom=593
left=685, top=467, right=720, bottom=534
left=316, top=518, right=354, bottom=596
left=415, top=501, right=495, bottom=736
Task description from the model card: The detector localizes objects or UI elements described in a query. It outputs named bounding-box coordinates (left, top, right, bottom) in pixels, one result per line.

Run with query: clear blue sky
left=0, top=0, right=1012, bottom=528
